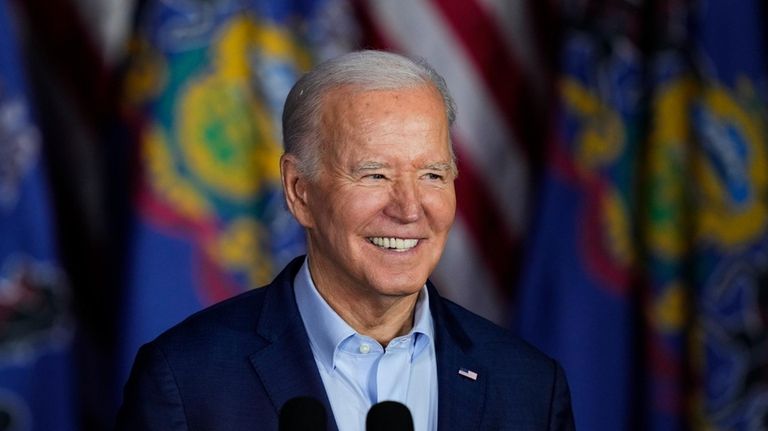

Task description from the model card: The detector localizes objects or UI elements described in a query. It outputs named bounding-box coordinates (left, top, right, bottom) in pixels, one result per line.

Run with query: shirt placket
left=375, top=337, right=413, bottom=403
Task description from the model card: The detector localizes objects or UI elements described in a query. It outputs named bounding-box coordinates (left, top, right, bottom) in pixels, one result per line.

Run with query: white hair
left=281, top=50, right=457, bottom=178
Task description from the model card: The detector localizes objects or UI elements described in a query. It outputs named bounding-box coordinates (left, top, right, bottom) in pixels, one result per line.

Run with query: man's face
left=289, top=84, right=456, bottom=302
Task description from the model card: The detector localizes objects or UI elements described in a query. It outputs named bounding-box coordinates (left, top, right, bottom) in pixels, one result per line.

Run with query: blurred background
left=1, top=0, right=766, bottom=429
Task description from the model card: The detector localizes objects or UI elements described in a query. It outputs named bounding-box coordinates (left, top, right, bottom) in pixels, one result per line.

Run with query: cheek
left=424, top=189, right=457, bottom=229
left=343, top=188, right=390, bottom=213
left=322, top=188, right=390, bottom=232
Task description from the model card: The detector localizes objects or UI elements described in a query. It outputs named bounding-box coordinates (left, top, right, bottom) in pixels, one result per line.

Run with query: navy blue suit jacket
left=116, top=256, right=575, bottom=430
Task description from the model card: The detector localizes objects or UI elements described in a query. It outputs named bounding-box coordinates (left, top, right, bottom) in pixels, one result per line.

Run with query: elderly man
left=117, top=50, right=574, bottom=430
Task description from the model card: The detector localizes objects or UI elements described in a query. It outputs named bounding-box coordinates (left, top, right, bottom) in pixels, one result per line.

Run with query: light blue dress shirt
left=294, top=260, right=438, bottom=431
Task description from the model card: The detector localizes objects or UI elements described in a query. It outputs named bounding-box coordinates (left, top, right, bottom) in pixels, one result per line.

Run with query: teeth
left=368, top=237, right=419, bottom=252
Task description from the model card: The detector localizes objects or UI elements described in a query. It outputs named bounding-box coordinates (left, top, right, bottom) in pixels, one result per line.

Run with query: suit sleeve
left=115, top=343, right=188, bottom=430
left=548, top=361, right=576, bottom=431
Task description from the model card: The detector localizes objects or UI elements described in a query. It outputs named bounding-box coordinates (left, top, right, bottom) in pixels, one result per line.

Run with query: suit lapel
left=429, top=283, right=487, bottom=431
left=247, top=257, right=339, bottom=431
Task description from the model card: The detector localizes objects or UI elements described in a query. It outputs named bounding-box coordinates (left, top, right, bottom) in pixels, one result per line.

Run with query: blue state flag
left=515, top=11, right=644, bottom=431
left=0, top=2, right=77, bottom=430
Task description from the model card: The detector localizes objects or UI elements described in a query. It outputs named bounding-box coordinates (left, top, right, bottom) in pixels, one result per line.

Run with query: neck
left=329, top=292, right=419, bottom=346
left=310, top=275, right=420, bottom=347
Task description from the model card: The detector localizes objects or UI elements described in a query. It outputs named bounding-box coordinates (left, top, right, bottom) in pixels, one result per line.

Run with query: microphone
left=279, top=396, right=327, bottom=431
left=366, top=401, right=414, bottom=431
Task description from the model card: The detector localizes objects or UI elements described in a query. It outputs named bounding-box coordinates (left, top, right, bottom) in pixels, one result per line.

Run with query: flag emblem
left=458, top=368, right=478, bottom=381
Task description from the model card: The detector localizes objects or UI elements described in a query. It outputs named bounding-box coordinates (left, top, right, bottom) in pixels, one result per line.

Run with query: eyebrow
left=424, top=162, right=453, bottom=171
left=352, top=160, right=454, bottom=173
left=353, top=161, right=389, bottom=172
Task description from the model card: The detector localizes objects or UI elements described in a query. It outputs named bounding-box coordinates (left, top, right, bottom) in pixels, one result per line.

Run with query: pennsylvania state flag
left=515, top=10, right=644, bottom=430
left=0, top=1, right=76, bottom=430
left=118, top=0, right=355, bottom=387
left=518, top=0, right=768, bottom=430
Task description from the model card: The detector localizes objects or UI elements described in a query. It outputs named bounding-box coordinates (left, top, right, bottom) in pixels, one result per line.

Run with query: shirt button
left=359, top=343, right=371, bottom=354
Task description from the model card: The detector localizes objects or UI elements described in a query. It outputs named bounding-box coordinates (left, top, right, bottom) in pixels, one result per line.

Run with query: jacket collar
left=247, top=256, right=339, bottom=431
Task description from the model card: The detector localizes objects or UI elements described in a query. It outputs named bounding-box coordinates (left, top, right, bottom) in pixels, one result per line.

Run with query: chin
left=369, top=271, right=429, bottom=297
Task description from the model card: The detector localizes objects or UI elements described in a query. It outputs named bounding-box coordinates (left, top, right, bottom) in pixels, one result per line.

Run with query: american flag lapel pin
left=458, top=368, right=478, bottom=381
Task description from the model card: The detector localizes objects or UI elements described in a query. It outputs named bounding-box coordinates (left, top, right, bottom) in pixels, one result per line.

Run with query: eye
left=423, top=172, right=444, bottom=181
left=364, top=173, right=387, bottom=180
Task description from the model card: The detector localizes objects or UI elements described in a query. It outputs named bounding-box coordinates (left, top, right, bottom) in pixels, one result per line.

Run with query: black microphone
left=279, top=396, right=327, bottom=431
left=366, top=401, right=414, bottom=431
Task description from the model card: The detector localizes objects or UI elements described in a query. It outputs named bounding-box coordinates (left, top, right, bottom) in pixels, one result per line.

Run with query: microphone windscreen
left=366, top=401, right=414, bottom=431
left=279, top=396, right=327, bottom=431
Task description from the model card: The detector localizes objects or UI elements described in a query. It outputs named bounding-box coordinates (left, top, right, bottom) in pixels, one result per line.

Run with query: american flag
left=458, top=368, right=479, bottom=381
left=355, top=0, right=550, bottom=325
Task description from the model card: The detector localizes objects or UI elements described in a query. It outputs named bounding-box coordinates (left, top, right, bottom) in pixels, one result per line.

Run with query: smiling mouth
left=367, top=237, right=419, bottom=252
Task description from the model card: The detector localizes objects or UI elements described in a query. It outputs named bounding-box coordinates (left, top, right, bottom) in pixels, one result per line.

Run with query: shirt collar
left=293, top=258, right=434, bottom=372
left=410, top=281, right=434, bottom=359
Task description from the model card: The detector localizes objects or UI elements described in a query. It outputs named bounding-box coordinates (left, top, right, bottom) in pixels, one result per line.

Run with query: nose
left=384, top=178, right=421, bottom=223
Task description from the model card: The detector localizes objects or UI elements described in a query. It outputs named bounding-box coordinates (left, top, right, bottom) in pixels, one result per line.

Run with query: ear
left=280, top=154, right=315, bottom=229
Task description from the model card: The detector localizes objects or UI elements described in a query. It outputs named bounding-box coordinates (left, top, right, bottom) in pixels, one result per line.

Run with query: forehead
left=319, top=84, right=451, bottom=159
left=322, top=83, right=444, bottom=117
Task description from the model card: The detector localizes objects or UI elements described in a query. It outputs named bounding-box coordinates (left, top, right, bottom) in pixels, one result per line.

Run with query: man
left=117, top=50, right=575, bottom=430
